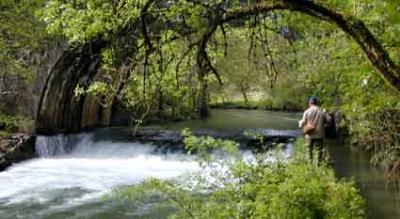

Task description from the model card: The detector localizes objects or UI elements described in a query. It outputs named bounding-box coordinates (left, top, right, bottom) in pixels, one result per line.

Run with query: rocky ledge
left=93, top=127, right=301, bottom=151
left=0, top=134, right=36, bottom=171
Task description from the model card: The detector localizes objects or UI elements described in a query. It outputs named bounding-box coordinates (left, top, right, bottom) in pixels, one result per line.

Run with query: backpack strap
left=309, top=108, right=319, bottom=125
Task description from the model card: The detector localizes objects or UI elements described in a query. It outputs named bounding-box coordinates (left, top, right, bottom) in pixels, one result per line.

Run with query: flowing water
left=0, top=134, right=199, bottom=218
left=0, top=109, right=397, bottom=218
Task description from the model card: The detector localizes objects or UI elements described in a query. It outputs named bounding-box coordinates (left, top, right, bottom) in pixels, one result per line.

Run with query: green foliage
left=39, top=0, right=146, bottom=43
left=0, top=0, right=51, bottom=133
left=207, top=3, right=400, bottom=174
left=182, top=128, right=239, bottom=161
left=30, top=0, right=400, bottom=174
left=0, top=0, right=48, bottom=79
left=0, top=113, right=34, bottom=134
left=279, top=4, right=400, bottom=173
left=209, top=26, right=310, bottom=111
left=116, top=37, right=200, bottom=121
left=114, top=135, right=366, bottom=219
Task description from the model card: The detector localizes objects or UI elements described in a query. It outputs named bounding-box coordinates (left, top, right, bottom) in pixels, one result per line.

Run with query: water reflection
left=154, top=109, right=301, bottom=130
left=327, top=140, right=399, bottom=219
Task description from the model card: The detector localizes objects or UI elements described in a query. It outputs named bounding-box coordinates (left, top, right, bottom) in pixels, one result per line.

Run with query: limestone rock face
left=36, top=39, right=134, bottom=134
left=36, top=40, right=109, bottom=134
left=0, top=134, right=35, bottom=171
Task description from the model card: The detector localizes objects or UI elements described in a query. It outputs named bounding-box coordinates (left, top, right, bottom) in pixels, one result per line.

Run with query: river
left=0, top=109, right=397, bottom=218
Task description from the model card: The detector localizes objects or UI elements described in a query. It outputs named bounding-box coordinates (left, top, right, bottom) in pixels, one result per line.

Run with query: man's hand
left=299, top=119, right=305, bottom=128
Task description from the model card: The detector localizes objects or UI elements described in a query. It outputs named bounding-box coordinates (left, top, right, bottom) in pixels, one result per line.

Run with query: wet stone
left=0, top=134, right=35, bottom=171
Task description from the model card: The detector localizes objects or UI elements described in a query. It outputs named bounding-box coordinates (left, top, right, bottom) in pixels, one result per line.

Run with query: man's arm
left=299, top=111, right=307, bottom=128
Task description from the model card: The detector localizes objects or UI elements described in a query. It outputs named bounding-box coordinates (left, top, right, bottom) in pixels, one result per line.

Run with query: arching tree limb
left=222, top=0, right=400, bottom=92
left=197, top=24, right=223, bottom=85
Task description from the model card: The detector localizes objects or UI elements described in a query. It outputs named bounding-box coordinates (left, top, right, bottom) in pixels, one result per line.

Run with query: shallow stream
left=0, top=109, right=397, bottom=218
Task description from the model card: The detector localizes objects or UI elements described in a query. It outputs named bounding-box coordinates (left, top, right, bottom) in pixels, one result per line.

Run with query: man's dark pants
left=307, top=138, right=324, bottom=165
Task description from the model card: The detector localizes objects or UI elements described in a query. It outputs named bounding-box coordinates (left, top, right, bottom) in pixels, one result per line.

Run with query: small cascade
left=35, top=133, right=92, bottom=157
left=0, top=133, right=198, bottom=219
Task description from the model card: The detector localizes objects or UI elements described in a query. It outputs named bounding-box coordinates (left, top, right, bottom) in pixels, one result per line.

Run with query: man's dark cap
left=309, top=96, right=318, bottom=105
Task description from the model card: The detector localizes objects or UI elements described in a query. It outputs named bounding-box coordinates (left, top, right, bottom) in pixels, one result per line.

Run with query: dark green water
left=328, top=141, right=399, bottom=218
left=154, top=109, right=301, bottom=130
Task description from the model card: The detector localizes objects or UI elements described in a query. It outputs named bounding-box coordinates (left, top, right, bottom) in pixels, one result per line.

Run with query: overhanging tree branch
left=197, top=24, right=223, bottom=85
left=221, top=0, right=400, bottom=92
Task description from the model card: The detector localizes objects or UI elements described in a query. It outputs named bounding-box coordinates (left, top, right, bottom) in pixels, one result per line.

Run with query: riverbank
left=210, top=100, right=303, bottom=112
left=327, top=140, right=400, bottom=218
left=0, top=133, right=35, bottom=171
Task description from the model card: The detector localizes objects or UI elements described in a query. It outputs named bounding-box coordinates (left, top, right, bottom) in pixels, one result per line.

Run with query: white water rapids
left=0, top=134, right=199, bottom=219
left=0, top=130, right=293, bottom=219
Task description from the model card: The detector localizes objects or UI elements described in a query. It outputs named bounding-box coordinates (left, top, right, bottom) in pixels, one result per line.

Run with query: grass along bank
left=210, top=100, right=303, bottom=112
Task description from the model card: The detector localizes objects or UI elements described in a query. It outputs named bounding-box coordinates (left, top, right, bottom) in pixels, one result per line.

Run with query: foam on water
left=0, top=132, right=293, bottom=218
left=0, top=134, right=198, bottom=218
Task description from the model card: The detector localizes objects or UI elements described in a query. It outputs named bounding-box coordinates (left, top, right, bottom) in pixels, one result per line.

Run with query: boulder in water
left=0, top=134, right=35, bottom=171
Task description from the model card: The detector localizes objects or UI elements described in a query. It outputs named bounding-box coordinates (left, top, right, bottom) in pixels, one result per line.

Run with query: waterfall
left=35, top=133, right=159, bottom=159
left=35, top=133, right=92, bottom=157
left=0, top=133, right=198, bottom=219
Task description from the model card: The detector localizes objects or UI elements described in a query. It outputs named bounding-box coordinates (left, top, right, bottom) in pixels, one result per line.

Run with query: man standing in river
left=299, top=97, right=331, bottom=165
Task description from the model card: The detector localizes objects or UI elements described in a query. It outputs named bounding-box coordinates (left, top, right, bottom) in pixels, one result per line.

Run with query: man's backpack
left=325, top=112, right=337, bottom=139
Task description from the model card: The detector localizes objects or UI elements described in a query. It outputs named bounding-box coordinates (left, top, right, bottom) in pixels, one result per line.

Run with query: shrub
left=0, top=113, right=34, bottom=134
left=113, top=134, right=366, bottom=219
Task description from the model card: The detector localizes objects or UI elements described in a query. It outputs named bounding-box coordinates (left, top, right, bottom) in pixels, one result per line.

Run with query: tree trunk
left=239, top=84, right=249, bottom=104
left=196, top=25, right=218, bottom=119
left=198, top=75, right=209, bottom=118
left=157, top=88, right=163, bottom=118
